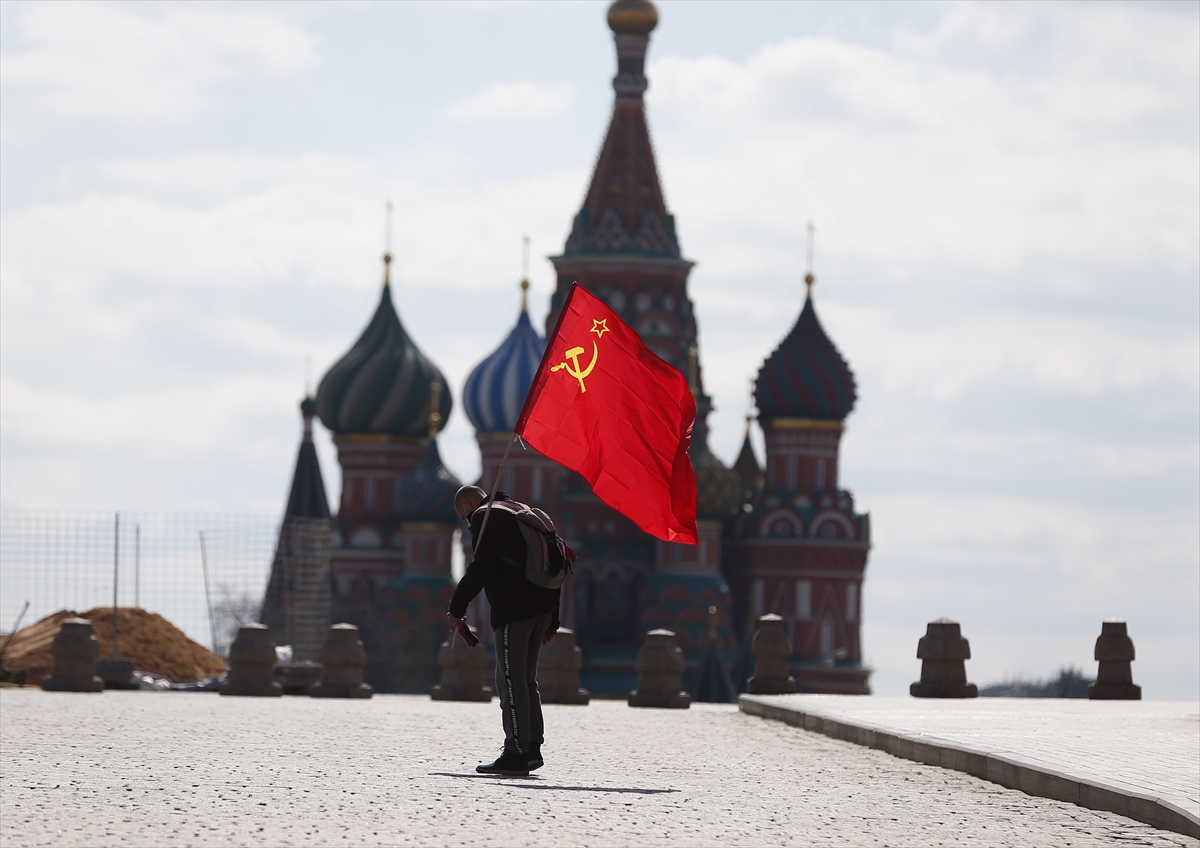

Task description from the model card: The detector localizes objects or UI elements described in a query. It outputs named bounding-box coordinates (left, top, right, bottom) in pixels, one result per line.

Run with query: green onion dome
left=316, top=278, right=451, bottom=437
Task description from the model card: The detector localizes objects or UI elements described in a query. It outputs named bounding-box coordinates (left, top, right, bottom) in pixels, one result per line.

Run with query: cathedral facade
left=280, top=0, right=871, bottom=695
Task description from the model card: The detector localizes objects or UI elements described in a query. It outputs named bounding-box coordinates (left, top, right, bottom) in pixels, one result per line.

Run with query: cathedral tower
left=541, top=0, right=739, bottom=687
left=725, top=260, right=872, bottom=694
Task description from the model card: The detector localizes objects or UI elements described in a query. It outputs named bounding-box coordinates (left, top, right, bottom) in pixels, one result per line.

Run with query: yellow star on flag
left=591, top=319, right=610, bottom=339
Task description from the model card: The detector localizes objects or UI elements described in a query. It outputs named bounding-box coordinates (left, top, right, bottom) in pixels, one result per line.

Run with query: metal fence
left=0, top=509, right=279, bottom=656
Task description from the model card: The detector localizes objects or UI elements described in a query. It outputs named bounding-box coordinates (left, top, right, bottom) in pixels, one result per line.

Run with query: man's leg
left=526, top=612, right=551, bottom=751
left=523, top=612, right=552, bottom=770
left=494, top=616, right=541, bottom=756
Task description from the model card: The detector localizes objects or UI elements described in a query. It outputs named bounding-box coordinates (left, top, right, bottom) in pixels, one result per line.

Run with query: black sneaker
left=475, top=749, right=529, bottom=776
left=526, top=747, right=543, bottom=770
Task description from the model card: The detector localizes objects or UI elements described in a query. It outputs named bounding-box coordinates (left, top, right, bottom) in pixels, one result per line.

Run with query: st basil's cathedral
left=272, top=0, right=871, bottom=696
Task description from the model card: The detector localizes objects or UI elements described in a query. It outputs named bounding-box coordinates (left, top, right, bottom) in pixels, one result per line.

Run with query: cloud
left=0, top=1, right=319, bottom=121
left=446, top=81, right=574, bottom=121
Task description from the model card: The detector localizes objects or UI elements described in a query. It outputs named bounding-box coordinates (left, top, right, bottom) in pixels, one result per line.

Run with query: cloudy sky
left=2, top=0, right=1197, bottom=698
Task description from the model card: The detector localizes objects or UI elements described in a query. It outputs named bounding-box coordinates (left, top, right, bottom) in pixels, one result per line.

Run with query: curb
left=738, top=694, right=1199, bottom=840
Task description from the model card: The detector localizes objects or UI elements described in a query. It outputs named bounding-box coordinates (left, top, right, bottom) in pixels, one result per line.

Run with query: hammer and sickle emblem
left=551, top=341, right=599, bottom=393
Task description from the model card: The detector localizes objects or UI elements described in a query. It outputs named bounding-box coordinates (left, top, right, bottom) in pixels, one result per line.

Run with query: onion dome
left=607, top=0, right=658, bottom=36
left=462, top=281, right=546, bottom=434
left=755, top=281, right=856, bottom=422
left=315, top=256, right=452, bottom=437
left=393, top=439, right=462, bottom=525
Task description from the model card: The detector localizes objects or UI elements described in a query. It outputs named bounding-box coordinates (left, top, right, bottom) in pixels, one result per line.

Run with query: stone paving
left=2, top=689, right=1198, bottom=847
left=742, top=695, right=1200, bottom=823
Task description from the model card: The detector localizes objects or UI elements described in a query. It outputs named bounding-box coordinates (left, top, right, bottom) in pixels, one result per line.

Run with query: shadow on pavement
left=430, top=773, right=677, bottom=794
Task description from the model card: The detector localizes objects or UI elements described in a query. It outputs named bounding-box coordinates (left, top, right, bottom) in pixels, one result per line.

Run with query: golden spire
left=383, top=200, right=394, bottom=287
left=428, top=377, right=442, bottom=439
left=804, top=220, right=815, bottom=299
left=520, top=234, right=530, bottom=312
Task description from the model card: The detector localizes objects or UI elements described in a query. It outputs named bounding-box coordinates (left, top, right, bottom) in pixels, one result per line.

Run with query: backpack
left=485, top=500, right=576, bottom=589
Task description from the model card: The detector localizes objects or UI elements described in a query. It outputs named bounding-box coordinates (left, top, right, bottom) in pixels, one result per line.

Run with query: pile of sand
left=0, top=607, right=226, bottom=684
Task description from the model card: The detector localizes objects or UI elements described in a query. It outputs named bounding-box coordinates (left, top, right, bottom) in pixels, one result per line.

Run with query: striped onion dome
left=316, top=276, right=452, bottom=437
left=394, top=439, right=462, bottom=524
left=755, top=288, right=856, bottom=422
left=462, top=294, right=546, bottom=434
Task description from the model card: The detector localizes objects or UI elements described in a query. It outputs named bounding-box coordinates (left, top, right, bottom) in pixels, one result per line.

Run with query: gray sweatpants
left=494, top=612, right=552, bottom=756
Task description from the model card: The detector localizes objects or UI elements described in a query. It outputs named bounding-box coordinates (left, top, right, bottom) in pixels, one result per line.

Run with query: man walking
left=447, top=485, right=560, bottom=776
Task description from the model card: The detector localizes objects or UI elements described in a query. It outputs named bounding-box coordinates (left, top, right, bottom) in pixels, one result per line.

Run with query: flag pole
left=473, top=431, right=519, bottom=553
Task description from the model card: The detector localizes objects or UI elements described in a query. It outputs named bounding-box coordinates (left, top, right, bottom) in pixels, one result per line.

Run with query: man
left=447, top=485, right=560, bottom=776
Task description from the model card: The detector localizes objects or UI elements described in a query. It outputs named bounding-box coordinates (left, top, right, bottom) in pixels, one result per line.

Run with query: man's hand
left=542, top=628, right=558, bottom=645
left=447, top=614, right=466, bottom=632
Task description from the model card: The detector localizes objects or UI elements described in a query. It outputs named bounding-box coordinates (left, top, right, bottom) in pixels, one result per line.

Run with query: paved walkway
left=2, top=689, right=1197, bottom=847
left=741, top=694, right=1199, bottom=838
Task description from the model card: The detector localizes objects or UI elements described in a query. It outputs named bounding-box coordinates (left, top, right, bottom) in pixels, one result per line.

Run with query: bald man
left=447, top=486, right=560, bottom=776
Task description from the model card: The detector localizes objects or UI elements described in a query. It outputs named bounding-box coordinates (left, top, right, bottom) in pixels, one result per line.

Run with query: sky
left=1, top=0, right=1197, bottom=699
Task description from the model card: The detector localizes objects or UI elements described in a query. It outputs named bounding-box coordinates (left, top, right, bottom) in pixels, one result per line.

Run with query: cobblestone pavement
left=744, top=695, right=1200, bottom=818
left=2, top=689, right=1197, bottom=847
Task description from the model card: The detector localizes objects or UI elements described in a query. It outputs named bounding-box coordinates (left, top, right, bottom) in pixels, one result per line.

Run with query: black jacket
left=448, top=492, right=560, bottom=631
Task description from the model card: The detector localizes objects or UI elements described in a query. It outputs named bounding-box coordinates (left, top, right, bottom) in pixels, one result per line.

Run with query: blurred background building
left=302, top=0, right=872, bottom=695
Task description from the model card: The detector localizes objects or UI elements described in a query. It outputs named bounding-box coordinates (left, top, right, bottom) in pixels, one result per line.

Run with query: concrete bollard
left=310, top=623, right=373, bottom=699
left=276, top=660, right=323, bottom=696
left=910, top=618, right=977, bottom=698
left=94, top=658, right=138, bottom=690
left=220, top=624, right=283, bottom=697
left=1088, top=620, right=1141, bottom=700
left=41, top=618, right=104, bottom=692
left=537, top=628, right=590, bottom=705
left=429, top=627, right=491, bottom=702
left=628, top=629, right=690, bottom=709
left=746, top=614, right=796, bottom=695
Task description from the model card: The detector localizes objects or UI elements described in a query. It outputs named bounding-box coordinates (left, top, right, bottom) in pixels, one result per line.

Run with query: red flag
left=515, top=282, right=698, bottom=545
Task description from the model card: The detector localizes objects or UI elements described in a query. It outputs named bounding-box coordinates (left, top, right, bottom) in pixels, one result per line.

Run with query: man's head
left=454, top=485, right=487, bottom=521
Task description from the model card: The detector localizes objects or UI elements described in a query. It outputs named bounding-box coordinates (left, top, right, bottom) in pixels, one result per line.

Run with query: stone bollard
left=276, top=660, right=323, bottom=696
left=311, top=623, right=373, bottom=699
left=220, top=624, right=283, bottom=697
left=1088, top=620, right=1141, bottom=700
left=910, top=618, right=977, bottom=698
left=41, top=618, right=104, bottom=692
left=746, top=614, right=796, bottom=695
left=537, top=628, right=590, bottom=705
left=95, top=658, right=138, bottom=690
left=430, top=627, right=491, bottom=702
left=628, top=629, right=690, bottom=709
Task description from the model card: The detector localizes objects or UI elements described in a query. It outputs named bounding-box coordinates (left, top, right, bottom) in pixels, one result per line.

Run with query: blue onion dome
left=755, top=282, right=856, bottom=421
left=462, top=284, right=546, bottom=434
left=316, top=265, right=452, bottom=437
left=394, top=439, right=462, bottom=524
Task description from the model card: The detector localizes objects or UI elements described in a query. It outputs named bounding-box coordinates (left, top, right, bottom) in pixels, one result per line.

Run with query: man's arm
left=447, top=510, right=496, bottom=619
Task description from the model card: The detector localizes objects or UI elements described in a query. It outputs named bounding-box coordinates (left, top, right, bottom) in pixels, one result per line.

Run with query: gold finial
left=804, top=220, right=815, bottom=298
left=428, top=378, right=442, bottom=439
left=687, top=343, right=700, bottom=397
left=520, top=235, right=531, bottom=312
left=383, top=200, right=394, bottom=287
